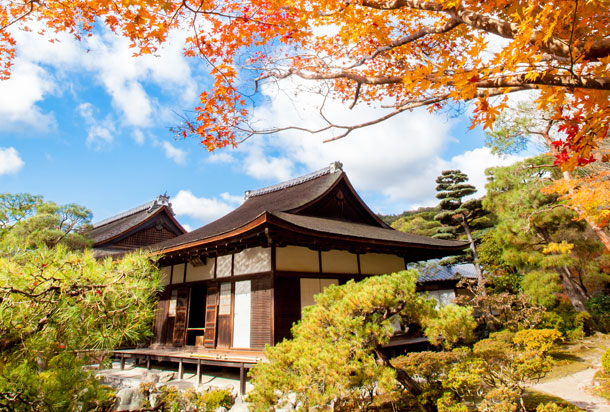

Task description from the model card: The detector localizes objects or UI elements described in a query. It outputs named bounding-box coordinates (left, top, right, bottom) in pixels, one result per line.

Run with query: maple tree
left=1, top=0, right=610, bottom=169
left=486, top=102, right=610, bottom=251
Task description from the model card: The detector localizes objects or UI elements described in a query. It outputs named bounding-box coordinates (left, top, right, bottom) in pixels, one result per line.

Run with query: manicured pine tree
left=433, top=170, right=486, bottom=292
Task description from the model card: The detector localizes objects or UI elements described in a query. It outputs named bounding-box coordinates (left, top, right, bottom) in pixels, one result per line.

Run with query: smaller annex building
left=145, top=162, right=468, bottom=357
left=90, top=194, right=187, bottom=258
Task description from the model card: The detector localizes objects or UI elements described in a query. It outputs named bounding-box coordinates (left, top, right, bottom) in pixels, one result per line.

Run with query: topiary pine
left=433, top=170, right=488, bottom=292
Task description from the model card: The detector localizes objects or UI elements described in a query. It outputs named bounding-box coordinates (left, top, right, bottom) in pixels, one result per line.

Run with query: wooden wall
left=251, top=278, right=273, bottom=349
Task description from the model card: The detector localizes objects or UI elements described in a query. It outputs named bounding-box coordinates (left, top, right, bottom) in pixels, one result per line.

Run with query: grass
left=539, top=332, right=610, bottom=382
left=523, top=390, right=584, bottom=411
left=590, top=370, right=610, bottom=401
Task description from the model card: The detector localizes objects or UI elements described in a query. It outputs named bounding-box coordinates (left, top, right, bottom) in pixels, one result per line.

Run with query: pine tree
left=433, top=170, right=487, bottom=292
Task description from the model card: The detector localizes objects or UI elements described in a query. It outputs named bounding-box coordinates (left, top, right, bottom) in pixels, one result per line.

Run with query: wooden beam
left=240, top=363, right=246, bottom=395
left=197, top=359, right=202, bottom=385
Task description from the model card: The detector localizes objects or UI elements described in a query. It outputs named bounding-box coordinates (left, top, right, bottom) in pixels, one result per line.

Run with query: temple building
left=146, top=162, right=467, bottom=353
left=109, top=162, right=468, bottom=392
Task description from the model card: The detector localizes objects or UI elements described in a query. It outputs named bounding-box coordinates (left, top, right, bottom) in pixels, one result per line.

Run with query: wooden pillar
left=197, top=359, right=202, bottom=385
left=239, top=363, right=246, bottom=395
left=120, top=354, right=125, bottom=370
left=178, top=359, right=184, bottom=379
left=146, top=356, right=151, bottom=370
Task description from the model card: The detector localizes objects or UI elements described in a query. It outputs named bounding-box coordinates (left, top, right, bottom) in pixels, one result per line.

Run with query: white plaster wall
left=359, top=253, right=405, bottom=275
left=321, top=250, right=359, bottom=274
left=185, top=258, right=215, bottom=282
left=216, top=255, right=232, bottom=278
left=218, top=282, right=232, bottom=315
left=234, top=247, right=271, bottom=275
left=426, top=289, right=456, bottom=307
left=171, top=263, right=185, bottom=284
left=233, top=280, right=251, bottom=348
left=159, top=266, right=172, bottom=286
left=276, top=246, right=319, bottom=272
left=300, top=278, right=339, bottom=314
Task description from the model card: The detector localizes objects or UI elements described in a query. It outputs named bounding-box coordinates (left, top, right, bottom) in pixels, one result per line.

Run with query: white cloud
left=0, top=147, right=25, bottom=175
left=221, top=76, right=526, bottom=213
left=6, top=23, right=199, bottom=132
left=446, top=147, right=524, bottom=197
left=161, top=141, right=187, bottom=165
left=78, top=103, right=116, bottom=150
left=133, top=129, right=146, bottom=145
left=0, top=59, right=56, bottom=131
left=79, top=28, right=198, bottom=127
left=172, top=190, right=242, bottom=224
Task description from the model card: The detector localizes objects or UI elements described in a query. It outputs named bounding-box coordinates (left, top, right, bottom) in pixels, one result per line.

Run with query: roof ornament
left=329, top=161, right=343, bottom=173
left=148, top=194, right=171, bottom=213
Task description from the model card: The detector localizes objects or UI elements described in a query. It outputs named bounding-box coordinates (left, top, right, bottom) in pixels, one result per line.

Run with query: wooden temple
left=109, top=163, right=469, bottom=392
left=143, top=162, right=466, bottom=355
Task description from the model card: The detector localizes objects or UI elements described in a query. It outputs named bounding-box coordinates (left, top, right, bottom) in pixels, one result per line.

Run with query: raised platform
left=112, top=348, right=265, bottom=395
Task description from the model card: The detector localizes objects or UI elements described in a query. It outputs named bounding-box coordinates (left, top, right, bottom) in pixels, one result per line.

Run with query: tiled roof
left=152, top=162, right=468, bottom=255
left=152, top=165, right=344, bottom=250
left=418, top=263, right=478, bottom=283
left=90, top=195, right=182, bottom=246
left=271, top=212, right=466, bottom=249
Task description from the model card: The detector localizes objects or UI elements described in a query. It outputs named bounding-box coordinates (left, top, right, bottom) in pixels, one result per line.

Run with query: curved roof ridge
left=245, top=161, right=343, bottom=199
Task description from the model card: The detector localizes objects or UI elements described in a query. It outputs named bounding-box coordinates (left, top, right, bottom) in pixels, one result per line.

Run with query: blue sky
left=0, top=25, right=528, bottom=231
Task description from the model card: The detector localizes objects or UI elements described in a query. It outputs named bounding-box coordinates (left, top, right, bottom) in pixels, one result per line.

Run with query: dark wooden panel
left=163, top=317, right=175, bottom=346
left=251, top=278, right=272, bottom=349
left=217, top=315, right=232, bottom=348
left=273, top=277, right=301, bottom=344
left=216, top=282, right=232, bottom=349
left=114, top=225, right=177, bottom=248
left=204, top=285, right=218, bottom=348
left=151, top=289, right=169, bottom=346
left=172, top=287, right=189, bottom=346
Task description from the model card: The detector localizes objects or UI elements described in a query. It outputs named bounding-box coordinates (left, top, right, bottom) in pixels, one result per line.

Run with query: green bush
left=602, top=348, right=610, bottom=375
left=194, top=389, right=234, bottom=412
left=140, top=385, right=235, bottom=412
left=536, top=401, right=578, bottom=412
left=588, top=293, right=610, bottom=332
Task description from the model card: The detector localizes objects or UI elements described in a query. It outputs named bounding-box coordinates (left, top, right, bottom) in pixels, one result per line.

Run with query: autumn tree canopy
left=2, top=0, right=609, bottom=168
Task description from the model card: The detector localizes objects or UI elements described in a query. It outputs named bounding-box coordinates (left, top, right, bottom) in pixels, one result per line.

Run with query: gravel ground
left=532, top=367, right=610, bottom=412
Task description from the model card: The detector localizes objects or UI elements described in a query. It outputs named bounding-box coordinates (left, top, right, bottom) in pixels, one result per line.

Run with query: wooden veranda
left=112, top=348, right=264, bottom=395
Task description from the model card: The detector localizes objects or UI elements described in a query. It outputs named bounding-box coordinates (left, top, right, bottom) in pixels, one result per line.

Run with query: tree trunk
left=461, top=215, right=486, bottom=295
left=557, top=266, right=589, bottom=312
left=374, top=347, right=437, bottom=412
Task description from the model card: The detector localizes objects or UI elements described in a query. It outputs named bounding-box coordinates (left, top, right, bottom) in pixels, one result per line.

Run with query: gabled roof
left=152, top=162, right=468, bottom=259
left=90, top=195, right=186, bottom=247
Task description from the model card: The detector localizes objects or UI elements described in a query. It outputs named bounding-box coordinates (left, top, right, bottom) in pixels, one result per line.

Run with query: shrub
left=536, top=401, right=578, bottom=412
left=194, top=389, right=234, bottom=412
left=588, top=293, right=610, bottom=332
left=602, top=348, right=610, bottom=375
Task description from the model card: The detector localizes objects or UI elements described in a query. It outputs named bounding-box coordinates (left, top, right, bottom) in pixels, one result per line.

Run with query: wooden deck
left=112, top=348, right=265, bottom=395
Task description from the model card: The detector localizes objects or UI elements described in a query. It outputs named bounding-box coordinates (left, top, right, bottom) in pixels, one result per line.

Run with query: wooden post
left=197, top=359, right=202, bottom=385
left=178, top=359, right=184, bottom=380
left=120, top=354, right=125, bottom=370
left=239, top=363, right=246, bottom=395
left=146, top=356, right=151, bottom=370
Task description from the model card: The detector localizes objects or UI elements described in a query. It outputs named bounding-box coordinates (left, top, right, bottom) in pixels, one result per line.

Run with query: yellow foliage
left=543, top=171, right=610, bottom=228
left=542, top=241, right=574, bottom=255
